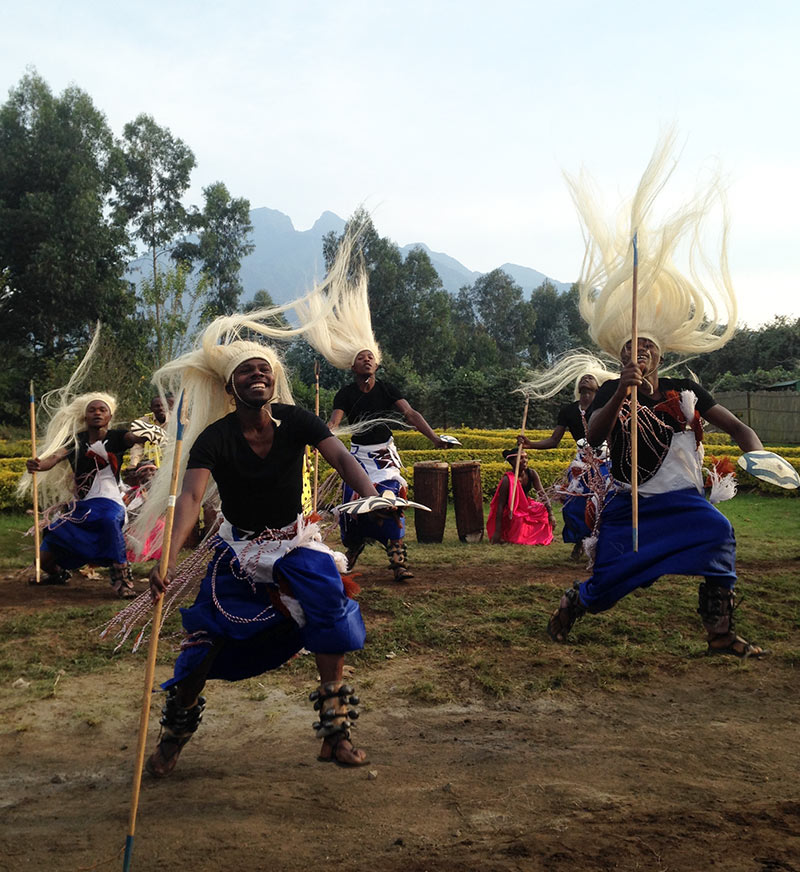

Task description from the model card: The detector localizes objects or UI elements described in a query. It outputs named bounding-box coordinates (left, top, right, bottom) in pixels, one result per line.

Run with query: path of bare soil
left=1, top=564, right=799, bottom=872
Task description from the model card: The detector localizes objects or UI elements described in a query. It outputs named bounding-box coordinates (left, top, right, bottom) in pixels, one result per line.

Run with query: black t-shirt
left=186, top=406, right=331, bottom=531
left=556, top=401, right=588, bottom=442
left=333, top=379, right=404, bottom=445
left=66, top=429, right=128, bottom=498
left=589, top=377, right=716, bottom=484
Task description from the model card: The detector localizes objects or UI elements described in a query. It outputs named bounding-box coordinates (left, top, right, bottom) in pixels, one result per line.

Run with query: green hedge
left=3, top=428, right=798, bottom=512
left=0, top=439, right=32, bottom=458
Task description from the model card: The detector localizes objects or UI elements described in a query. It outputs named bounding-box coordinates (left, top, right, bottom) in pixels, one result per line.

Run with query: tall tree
left=461, top=269, right=537, bottom=367
left=323, top=210, right=454, bottom=373
left=529, top=280, right=594, bottom=363
left=0, top=71, right=132, bottom=419
left=174, top=181, right=254, bottom=321
left=115, top=113, right=195, bottom=362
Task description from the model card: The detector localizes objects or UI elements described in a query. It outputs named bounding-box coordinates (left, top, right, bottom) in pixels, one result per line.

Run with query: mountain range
left=128, top=206, right=572, bottom=302
left=237, top=207, right=572, bottom=303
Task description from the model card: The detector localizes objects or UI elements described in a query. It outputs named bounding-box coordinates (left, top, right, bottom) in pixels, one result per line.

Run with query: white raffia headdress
left=519, top=351, right=619, bottom=401
left=565, top=128, right=737, bottom=359
left=17, top=324, right=117, bottom=507
left=129, top=232, right=365, bottom=548
left=294, top=227, right=381, bottom=369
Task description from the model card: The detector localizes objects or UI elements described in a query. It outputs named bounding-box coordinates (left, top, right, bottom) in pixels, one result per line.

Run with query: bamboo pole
left=630, top=233, right=639, bottom=553
left=29, top=381, right=41, bottom=584
left=123, top=391, right=187, bottom=872
left=510, top=397, right=530, bottom=515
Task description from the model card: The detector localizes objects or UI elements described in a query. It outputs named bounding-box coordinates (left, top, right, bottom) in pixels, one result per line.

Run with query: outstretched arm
left=318, top=436, right=380, bottom=498
left=704, top=404, right=763, bottom=452
left=394, top=398, right=449, bottom=449
left=519, top=426, right=566, bottom=451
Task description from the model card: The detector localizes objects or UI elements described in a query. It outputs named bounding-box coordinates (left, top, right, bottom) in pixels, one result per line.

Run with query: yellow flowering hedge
left=3, top=430, right=799, bottom=512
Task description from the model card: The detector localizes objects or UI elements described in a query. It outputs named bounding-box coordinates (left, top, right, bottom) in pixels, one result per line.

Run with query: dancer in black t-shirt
left=329, top=349, right=450, bottom=582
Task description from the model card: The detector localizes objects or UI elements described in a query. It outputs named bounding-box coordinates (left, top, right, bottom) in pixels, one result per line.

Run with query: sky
left=3, top=0, right=799, bottom=328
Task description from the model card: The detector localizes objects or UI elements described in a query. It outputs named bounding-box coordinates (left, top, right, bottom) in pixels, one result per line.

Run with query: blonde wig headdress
left=566, top=128, right=737, bottom=359
left=519, top=351, right=618, bottom=401
left=129, top=232, right=365, bottom=548
left=293, top=229, right=381, bottom=369
left=17, top=325, right=117, bottom=507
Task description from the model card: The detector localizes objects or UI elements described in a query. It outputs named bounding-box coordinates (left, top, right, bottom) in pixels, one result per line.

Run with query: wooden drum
left=413, top=462, right=449, bottom=543
left=451, top=461, right=484, bottom=543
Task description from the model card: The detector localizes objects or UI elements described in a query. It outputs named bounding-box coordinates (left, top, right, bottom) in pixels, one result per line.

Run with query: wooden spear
left=510, top=397, right=530, bottom=515
left=630, top=233, right=640, bottom=553
left=29, top=381, right=41, bottom=584
left=313, top=359, right=320, bottom=512
left=123, top=390, right=187, bottom=872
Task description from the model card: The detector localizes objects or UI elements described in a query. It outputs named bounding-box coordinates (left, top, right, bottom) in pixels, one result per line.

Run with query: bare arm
left=527, top=467, right=554, bottom=526
left=26, top=447, right=68, bottom=473
left=704, top=404, right=763, bottom=452
left=520, top=426, right=566, bottom=451
left=586, top=363, right=643, bottom=446
left=317, top=436, right=380, bottom=498
left=328, top=408, right=345, bottom=430
left=394, top=398, right=448, bottom=449
left=123, top=430, right=149, bottom=447
left=149, top=467, right=210, bottom=600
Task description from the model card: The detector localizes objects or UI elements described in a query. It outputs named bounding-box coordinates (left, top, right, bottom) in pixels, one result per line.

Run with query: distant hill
left=129, top=206, right=572, bottom=302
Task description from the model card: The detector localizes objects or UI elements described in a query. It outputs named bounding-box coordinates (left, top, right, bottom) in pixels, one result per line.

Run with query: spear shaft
left=29, top=381, right=41, bottom=584
left=631, top=233, right=640, bottom=552
left=511, top=398, right=530, bottom=515
left=123, top=391, right=186, bottom=872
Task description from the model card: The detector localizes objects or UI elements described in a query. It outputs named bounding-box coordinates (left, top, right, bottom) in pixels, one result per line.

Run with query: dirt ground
left=1, top=563, right=799, bottom=872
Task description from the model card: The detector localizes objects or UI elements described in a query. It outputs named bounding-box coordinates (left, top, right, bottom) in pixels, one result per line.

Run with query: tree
left=459, top=270, right=537, bottom=368
left=529, top=281, right=594, bottom=363
left=323, top=210, right=455, bottom=373
left=0, top=71, right=132, bottom=420
left=138, top=263, right=209, bottom=366
left=174, top=181, right=254, bottom=321
left=115, top=113, right=196, bottom=361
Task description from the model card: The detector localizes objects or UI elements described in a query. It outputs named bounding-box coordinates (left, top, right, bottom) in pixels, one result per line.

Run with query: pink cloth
left=486, top=471, right=553, bottom=546
left=126, top=516, right=164, bottom=563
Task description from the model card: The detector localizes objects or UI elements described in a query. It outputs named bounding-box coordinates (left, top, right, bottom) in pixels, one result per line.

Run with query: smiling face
left=620, top=337, right=661, bottom=373
left=84, top=400, right=112, bottom=430
left=227, top=357, right=275, bottom=406
left=352, top=349, right=377, bottom=378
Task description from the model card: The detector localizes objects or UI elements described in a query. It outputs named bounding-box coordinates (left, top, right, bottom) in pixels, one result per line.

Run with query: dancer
left=487, top=447, right=553, bottom=545
left=295, top=242, right=450, bottom=582
left=22, top=393, right=147, bottom=596
left=127, top=394, right=172, bottom=468
left=19, top=328, right=149, bottom=596
left=545, top=130, right=767, bottom=658
left=519, top=360, right=614, bottom=558
left=114, top=243, right=388, bottom=776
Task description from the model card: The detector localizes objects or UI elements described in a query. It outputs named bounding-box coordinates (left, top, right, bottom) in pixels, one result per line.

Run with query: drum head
left=737, top=451, right=800, bottom=490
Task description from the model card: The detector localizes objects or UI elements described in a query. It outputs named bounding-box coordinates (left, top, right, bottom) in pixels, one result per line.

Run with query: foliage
left=173, top=181, right=254, bottom=321
left=138, top=262, right=209, bottom=367
left=114, top=113, right=196, bottom=364
left=0, top=71, right=133, bottom=421
left=691, top=317, right=800, bottom=391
